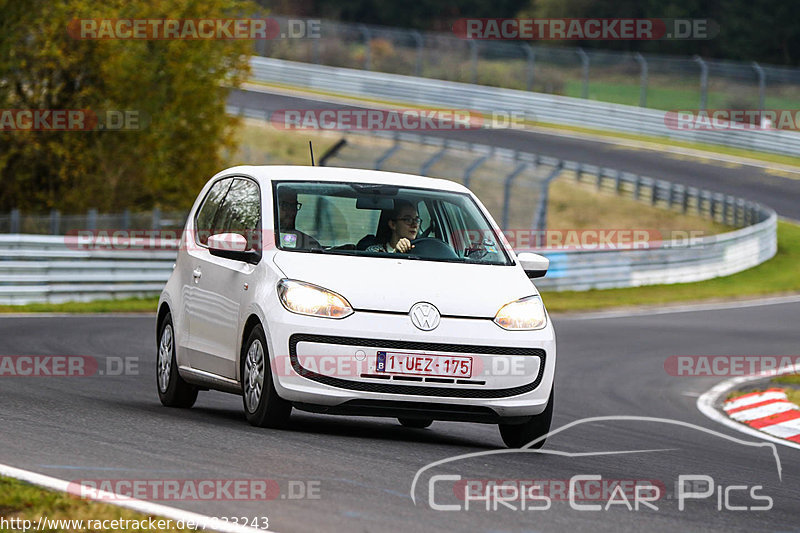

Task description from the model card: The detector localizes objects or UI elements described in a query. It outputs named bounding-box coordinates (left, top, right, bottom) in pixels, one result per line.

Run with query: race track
left=229, top=88, right=800, bottom=220
left=1, top=88, right=799, bottom=532
left=2, top=301, right=799, bottom=532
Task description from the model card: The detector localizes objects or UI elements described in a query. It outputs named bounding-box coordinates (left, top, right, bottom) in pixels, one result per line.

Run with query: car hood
left=273, top=251, right=537, bottom=317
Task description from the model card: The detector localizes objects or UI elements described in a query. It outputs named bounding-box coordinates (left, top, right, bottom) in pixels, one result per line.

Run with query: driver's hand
left=395, top=238, right=414, bottom=253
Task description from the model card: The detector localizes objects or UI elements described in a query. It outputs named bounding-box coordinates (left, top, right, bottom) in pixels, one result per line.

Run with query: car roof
left=214, top=165, right=472, bottom=194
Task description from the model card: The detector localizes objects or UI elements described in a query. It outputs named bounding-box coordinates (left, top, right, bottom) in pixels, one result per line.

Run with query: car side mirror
left=208, top=233, right=261, bottom=264
left=517, top=252, right=549, bottom=278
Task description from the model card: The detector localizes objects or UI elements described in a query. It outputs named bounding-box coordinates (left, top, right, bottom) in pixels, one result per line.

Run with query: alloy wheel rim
left=244, top=339, right=265, bottom=412
left=157, top=324, right=173, bottom=393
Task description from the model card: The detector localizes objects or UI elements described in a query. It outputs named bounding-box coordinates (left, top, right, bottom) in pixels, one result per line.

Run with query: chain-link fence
left=258, top=16, right=800, bottom=122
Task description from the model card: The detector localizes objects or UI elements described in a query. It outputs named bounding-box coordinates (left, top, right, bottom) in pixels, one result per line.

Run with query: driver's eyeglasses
left=279, top=201, right=302, bottom=211
left=395, top=216, right=422, bottom=226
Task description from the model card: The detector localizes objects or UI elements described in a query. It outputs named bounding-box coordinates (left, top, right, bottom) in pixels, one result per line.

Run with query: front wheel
left=498, top=387, right=554, bottom=448
left=156, top=312, right=198, bottom=408
left=241, top=324, right=292, bottom=428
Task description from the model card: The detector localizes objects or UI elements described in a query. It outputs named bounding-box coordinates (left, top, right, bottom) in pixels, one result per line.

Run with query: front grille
left=289, top=334, right=545, bottom=399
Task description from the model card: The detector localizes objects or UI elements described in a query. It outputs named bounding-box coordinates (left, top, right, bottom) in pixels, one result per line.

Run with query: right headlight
left=493, top=295, right=547, bottom=330
left=277, top=279, right=353, bottom=319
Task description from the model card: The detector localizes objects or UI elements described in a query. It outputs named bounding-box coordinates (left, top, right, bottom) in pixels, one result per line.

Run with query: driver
left=366, top=200, right=419, bottom=253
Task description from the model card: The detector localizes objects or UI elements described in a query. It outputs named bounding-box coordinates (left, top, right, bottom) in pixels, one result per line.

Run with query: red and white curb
left=0, top=463, right=267, bottom=533
left=724, top=388, right=800, bottom=443
left=697, top=363, right=800, bottom=450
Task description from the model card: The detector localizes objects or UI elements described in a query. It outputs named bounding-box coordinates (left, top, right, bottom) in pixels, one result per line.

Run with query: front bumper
left=264, top=308, right=556, bottom=419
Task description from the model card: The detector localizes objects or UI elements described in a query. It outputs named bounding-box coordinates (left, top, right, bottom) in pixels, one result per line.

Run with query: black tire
left=241, top=324, right=292, bottom=428
left=398, top=417, right=433, bottom=429
left=498, top=387, right=554, bottom=448
left=156, top=312, right=198, bottom=408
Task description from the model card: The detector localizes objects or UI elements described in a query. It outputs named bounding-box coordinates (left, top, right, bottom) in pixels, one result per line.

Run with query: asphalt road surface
left=228, top=88, right=800, bottom=221
left=1, top=302, right=798, bottom=532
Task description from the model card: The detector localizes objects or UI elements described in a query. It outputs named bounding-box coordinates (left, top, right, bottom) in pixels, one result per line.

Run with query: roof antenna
left=309, top=141, right=315, bottom=166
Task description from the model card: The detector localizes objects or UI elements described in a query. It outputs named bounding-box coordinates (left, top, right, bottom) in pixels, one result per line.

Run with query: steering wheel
left=407, top=238, right=458, bottom=259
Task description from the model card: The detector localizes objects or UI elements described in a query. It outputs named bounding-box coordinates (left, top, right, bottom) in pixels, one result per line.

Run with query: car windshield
left=273, top=181, right=512, bottom=265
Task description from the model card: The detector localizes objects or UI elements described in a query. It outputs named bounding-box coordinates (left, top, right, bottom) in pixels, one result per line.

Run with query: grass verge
left=0, top=297, right=158, bottom=314
left=0, top=476, right=191, bottom=532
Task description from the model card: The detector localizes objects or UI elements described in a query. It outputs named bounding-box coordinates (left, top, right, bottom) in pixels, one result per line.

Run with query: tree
left=0, top=0, right=255, bottom=213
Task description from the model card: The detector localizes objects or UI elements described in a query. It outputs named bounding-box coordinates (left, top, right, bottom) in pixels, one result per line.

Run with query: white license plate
left=375, top=351, right=473, bottom=378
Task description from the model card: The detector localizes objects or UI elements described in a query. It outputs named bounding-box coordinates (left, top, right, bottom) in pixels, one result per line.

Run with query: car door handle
left=192, top=268, right=202, bottom=280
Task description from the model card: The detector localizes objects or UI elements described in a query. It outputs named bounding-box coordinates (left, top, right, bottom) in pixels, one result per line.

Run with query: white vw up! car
left=156, top=166, right=555, bottom=447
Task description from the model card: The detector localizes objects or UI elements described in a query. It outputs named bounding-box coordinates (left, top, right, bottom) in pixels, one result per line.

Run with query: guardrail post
left=359, top=24, right=371, bottom=70
left=532, top=162, right=564, bottom=246
left=682, top=189, right=690, bottom=214
left=420, top=146, right=447, bottom=175
left=469, top=40, right=478, bottom=84
left=122, top=209, right=131, bottom=230
left=752, top=61, right=766, bottom=114
left=651, top=182, right=659, bottom=206
left=596, top=167, right=603, bottom=190
left=614, top=170, right=622, bottom=194
left=522, top=43, right=535, bottom=91
left=693, top=55, right=708, bottom=111
left=411, top=30, right=423, bottom=76
left=502, top=161, right=528, bottom=229
left=87, top=208, right=97, bottom=231
left=312, top=37, right=321, bottom=65
left=634, top=52, right=648, bottom=107
left=709, top=195, right=717, bottom=220
left=152, top=207, right=161, bottom=230
left=374, top=135, right=401, bottom=170
left=50, top=209, right=60, bottom=235
left=10, top=209, right=20, bottom=234
left=634, top=176, right=642, bottom=200
left=577, top=48, right=589, bottom=99
left=463, top=153, right=490, bottom=189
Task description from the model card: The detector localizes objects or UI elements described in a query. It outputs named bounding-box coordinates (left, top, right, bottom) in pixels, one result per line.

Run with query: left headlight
left=493, top=295, right=547, bottom=330
left=277, top=279, right=353, bottom=319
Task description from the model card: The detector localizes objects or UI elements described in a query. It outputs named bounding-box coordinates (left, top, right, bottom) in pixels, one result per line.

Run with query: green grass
left=0, top=476, right=192, bottom=532
left=564, top=79, right=800, bottom=111
left=540, top=220, right=800, bottom=312
left=772, top=374, right=800, bottom=385
left=0, top=297, right=158, bottom=314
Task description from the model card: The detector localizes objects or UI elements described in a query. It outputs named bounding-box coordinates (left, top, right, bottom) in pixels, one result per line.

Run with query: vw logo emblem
left=409, top=302, right=441, bottom=331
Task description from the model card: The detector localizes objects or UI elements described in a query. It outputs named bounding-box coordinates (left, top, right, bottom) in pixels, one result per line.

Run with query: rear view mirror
left=517, top=252, right=549, bottom=278
left=207, top=233, right=261, bottom=264
left=356, top=196, right=395, bottom=210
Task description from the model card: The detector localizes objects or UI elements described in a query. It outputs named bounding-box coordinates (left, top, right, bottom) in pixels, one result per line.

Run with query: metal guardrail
left=249, top=56, right=800, bottom=157
left=0, top=235, right=176, bottom=305
left=322, top=130, right=777, bottom=290
left=0, top=107, right=778, bottom=304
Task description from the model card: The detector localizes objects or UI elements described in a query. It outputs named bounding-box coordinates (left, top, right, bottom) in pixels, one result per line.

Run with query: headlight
left=277, top=279, right=353, bottom=319
left=493, top=295, right=547, bottom=330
